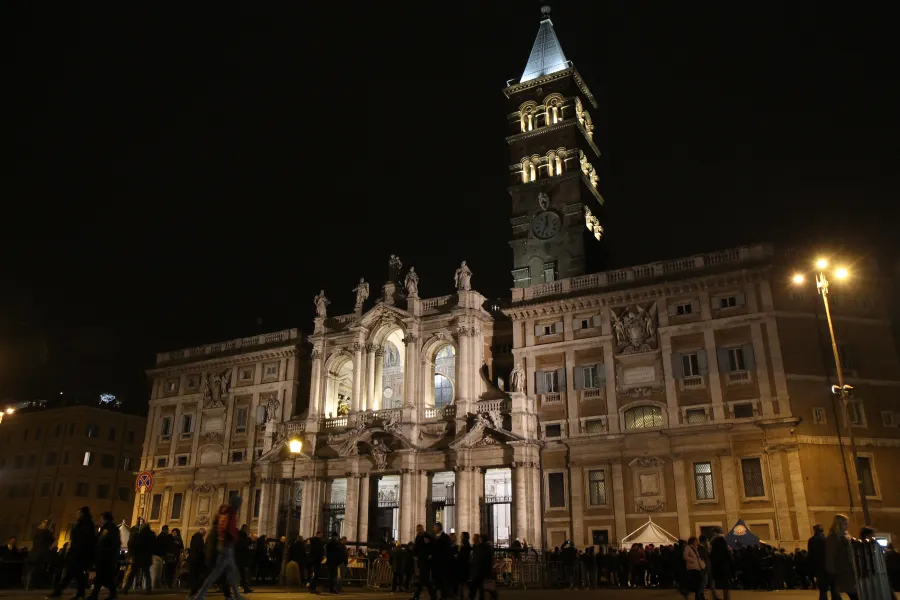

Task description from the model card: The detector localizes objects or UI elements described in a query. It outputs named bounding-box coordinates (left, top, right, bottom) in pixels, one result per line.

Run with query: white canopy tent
left=620, top=518, right=678, bottom=549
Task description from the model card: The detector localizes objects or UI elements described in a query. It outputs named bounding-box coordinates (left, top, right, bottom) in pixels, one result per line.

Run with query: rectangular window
left=584, top=419, right=605, bottom=434
left=75, top=482, right=89, bottom=497
left=588, top=470, right=606, bottom=505
left=117, top=487, right=130, bottom=502
left=856, top=457, right=876, bottom=497
left=548, top=472, right=566, bottom=508
left=543, top=262, right=556, bottom=283
left=813, top=407, right=826, bottom=424
left=676, top=302, right=693, bottom=316
left=176, top=455, right=189, bottom=467
left=36, top=427, right=42, bottom=440
left=686, top=408, right=708, bottom=424
left=682, top=353, right=701, bottom=377
left=544, top=371, right=559, bottom=393
left=727, top=347, right=746, bottom=371
left=185, top=375, right=200, bottom=389
left=56, top=482, right=64, bottom=497
left=733, top=403, right=754, bottom=419
left=86, top=424, right=99, bottom=438
left=694, top=462, right=715, bottom=500
left=544, top=424, right=562, bottom=438
left=582, top=364, right=601, bottom=389
left=62, top=451, right=69, bottom=465
left=263, top=363, right=279, bottom=379
left=14, top=455, right=24, bottom=469
left=122, top=457, right=132, bottom=471
left=741, top=458, right=765, bottom=498
left=24, top=429, right=29, bottom=441
left=235, top=407, right=249, bottom=433
left=55, top=424, right=62, bottom=438
left=27, top=454, right=37, bottom=468
left=149, top=494, right=163, bottom=520
left=170, top=492, right=184, bottom=520
left=160, top=417, right=173, bottom=438
left=848, top=401, right=864, bottom=426
left=83, top=452, right=94, bottom=467
left=126, top=431, right=135, bottom=444
left=97, top=484, right=110, bottom=499
left=165, top=379, right=178, bottom=393
left=512, top=267, right=531, bottom=289
left=228, top=490, right=240, bottom=505
left=155, top=456, right=168, bottom=468
left=40, top=482, right=52, bottom=497
left=719, top=295, right=738, bottom=308
left=101, top=454, right=115, bottom=469
left=231, top=450, right=246, bottom=463
left=239, top=367, right=254, bottom=382
left=181, top=414, right=193, bottom=434
left=253, top=488, right=262, bottom=518
left=108, top=427, right=117, bottom=442
left=68, top=423, right=75, bottom=436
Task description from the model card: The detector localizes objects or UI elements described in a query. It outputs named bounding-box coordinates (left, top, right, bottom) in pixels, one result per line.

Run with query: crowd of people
left=2, top=509, right=899, bottom=598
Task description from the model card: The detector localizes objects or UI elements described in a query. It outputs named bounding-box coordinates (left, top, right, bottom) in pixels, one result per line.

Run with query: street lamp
left=0, top=407, right=14, bottom=425
left=793, top=258, right=870, bottom=525
left=280, top=438, right=303, bottom=585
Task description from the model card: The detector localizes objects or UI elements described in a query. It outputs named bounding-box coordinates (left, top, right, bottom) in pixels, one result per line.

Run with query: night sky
left=7, top=2, right=899, bottom=410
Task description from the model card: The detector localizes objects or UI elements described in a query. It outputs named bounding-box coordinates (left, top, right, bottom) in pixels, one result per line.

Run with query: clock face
left=531, top=211, right=561, bottom=240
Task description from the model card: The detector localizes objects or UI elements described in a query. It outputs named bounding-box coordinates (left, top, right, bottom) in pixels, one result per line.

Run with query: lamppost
left=793, top=258, right=870, bottom=525
left=0, top=407, right=14, bottom=424
left=280, top=438, right=303, bottom=585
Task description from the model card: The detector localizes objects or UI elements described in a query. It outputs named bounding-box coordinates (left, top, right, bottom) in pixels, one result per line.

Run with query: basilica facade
left=135, top=8, right=900, bottom=548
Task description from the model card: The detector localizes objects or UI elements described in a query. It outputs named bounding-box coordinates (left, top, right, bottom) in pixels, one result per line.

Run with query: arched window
left=434, top=374, right=453, bottom=407
left=624, top=405, right=663, bottom=430
left=384, top=341, right=400, bottom=367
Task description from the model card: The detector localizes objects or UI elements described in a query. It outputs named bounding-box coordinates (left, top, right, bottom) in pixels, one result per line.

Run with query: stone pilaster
left=351, top=340, right=364, bottom=413
left=183, top=485, right=195, bottom=532
left=751, top=323, right=774, bottom=416
left=366, top=345, right=377, bottom=411
left=400, top=467, right=415, bottom=543
left=309, top=345, right=324, bottom=419
left=455, top=462, right=471, bottom=537
left=569, top=461, right=585, bottom=546
left=671, top=456, right=691, bottom=539
left=374, top=349, right=385, bottom=410
left=457, top=326, right=471, bottom=413
left=358, top=474, right=370, bottom=543
left=514, top=463, right=529, bottom=543
left=764, top=317, right=791, bottom=415
left=660, top=332, right=680, bottom=426
left=703, top=329, right=726, bottom=420
left=344, top=468, right=360, bottom=542
left=601, top=340, right=620, bottom=433
left=565, top=347, right=579, bottom=437
left=168, top=403, right=184, bottom=468
left=719, top=454, right=739, bottom=531
left=611, top=461, right=627, bottom=545
left=416, top=470, right=429, bottom=530
left=768, top=450, right=794, bottom=544
left=403, top=332, right=420, bottom=410
left=786, top=448, right=811, bottom=540
left=257, top=478, right=272, bottom=536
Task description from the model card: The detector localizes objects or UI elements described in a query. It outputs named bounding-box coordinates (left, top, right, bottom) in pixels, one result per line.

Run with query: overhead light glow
left=816, top=258, right=828, bottom=269
left=835, top=268, right=848, bottom=280
left=289, top=439, right=303, bottom=454
left=792, top=274, right=805, bottom=284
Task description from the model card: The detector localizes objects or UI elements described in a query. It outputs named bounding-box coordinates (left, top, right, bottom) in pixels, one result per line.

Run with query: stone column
left=671, top=456, right=691, bottom=539
left=530, top=462, right=542, bottom=549
left=183, top=485, right=195, bottom=534
left=569, top=462, right=585, bottom=546
left=374, top=349, right=385, bottom=410
left=417, top=470, right=429, bottom=530
left=611, top=461, right=627, bottom=545
left=786, top=448, right=811, bottom=539
left=352, top=342, right=364, bottom=413
left=270, top=481, right=282, bottom=535
left=768, top=451, right=794, bottom=544
left=344, top=470, right=360, bottom=542
left=470, top=327, right=483, bottom=403
left=750, top=323, right=774, bottom=416
left=564, top=348, right=579, bottom=436
left=457, top=326, right=471, bottom=412
left=400, top=468, right=415, bottom=543
left=309, top=348, right=324, bottom=418
left=514, top=463, right=529, bottom=544
left=404, top=333, right=420, bottom=409
left=703, top=329, right=726, bottom=420
left=455, top=465, right=471, bottom=536
left=660, top=332, right=681, bottom=426
left=719, top=455, right=740, bottom=531
left=470, top=468, right=483, bottom=537
left=299, top=478, right=315, bottom=538
left=358, top=474, right=370, bottom=544
left=257, top=479, right=272, bottom=536
left=366, top=345, right=377, bottom=411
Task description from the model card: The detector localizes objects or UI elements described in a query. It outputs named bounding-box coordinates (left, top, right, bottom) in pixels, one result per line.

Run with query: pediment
left=357, top=303, right=412, bottom=330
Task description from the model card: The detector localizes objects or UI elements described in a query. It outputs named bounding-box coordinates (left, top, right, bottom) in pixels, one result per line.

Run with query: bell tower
left=504, top=5, right=605, bottom=288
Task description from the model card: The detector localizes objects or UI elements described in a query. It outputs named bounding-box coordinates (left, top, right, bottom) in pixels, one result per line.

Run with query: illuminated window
left=682, top=353, right=701, bottom=377
left=624, top=405, right=663, bottom=430
left=693, top=462, right=715, bottom=500
left=741, top=458, right=765, bottom=497
left=83, top=452, right=94, bottom=467
left=588, top=470, right=606, bottom=505
left=434, top=375, right=453, bottom=407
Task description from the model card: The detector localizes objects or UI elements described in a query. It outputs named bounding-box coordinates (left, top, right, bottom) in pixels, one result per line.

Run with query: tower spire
left=519, top=4, right=569, bottom=83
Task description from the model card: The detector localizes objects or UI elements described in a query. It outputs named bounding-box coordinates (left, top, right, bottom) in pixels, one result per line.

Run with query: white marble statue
left=314, top=290, right=330, bottom=318
left=352, top=278, right=369, bottom=308
left=454, top=261, right=473, bottom=291
left=405, top=267, right=419, bottom=296
left=510, top=362, right=525, bottom=393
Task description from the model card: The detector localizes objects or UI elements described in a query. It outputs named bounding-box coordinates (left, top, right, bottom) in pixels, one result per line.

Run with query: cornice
left=503, top=67, right=599, bottom=109
left=147, top=347, right=301, bottom=377
left=503, top=268, right=769, bottom=319
left=507, top=171, right=580, bottom=195
left=505, top=119, right=602, bottom=158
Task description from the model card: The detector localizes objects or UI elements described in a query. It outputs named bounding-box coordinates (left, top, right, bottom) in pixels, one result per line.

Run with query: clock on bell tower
left=504, top=5, right=605, bottom=289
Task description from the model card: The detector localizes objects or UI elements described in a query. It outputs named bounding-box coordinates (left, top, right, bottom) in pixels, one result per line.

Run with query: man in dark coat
left=709, top=527, right=732, bottom=600
left=88, top=512, right=121, bottom=600
left=188, top=529, right=207, bottom=596
left=431, top=522, right=452, bottom=598
left=390, top=541, right=409, bottom=593
left=26, top=521, right=56, bottom=590
left=412, top=524, right=436, bottom=600
left=121, top=524, right=155, bottom=594
left=324, top=532, right=346, bottom=593
left=49, top=507, right=97, bottom=599
left=808, top=524, right=836, bottom=600
left=307, top=532, right=325, bottom=593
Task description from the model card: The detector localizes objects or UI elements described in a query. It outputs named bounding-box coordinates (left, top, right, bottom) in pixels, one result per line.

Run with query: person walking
left=432, top=523, right=452, bottom=598
left=48, top=507, right=97, bottom=600
left=683, top=537, right=706, bottom=600
left=189, top=496, right=245, bottom=600
left=709, top=527, right=731, bottom=600
left=411, top=524, right=436, bottom=600
left=809, top=523, right=838, bottom=600
left=88, top=512, right=122, bottom=600
left=186, top=529, right=206, bottom=597
left=468, top=534, right=497, bottom=600
left=825, top=514, right=858, bottom=600
left=26, top=521, right=55, bottom=590
left=307, top=531, right=325, bottom=593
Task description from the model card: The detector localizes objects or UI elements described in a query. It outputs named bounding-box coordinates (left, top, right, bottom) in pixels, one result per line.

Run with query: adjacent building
left=133, top=7, right=900, bottom=548
left=0, top=403, right=145, bottom=545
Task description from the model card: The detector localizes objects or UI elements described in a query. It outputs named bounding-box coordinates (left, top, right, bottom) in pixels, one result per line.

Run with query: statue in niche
left=336, top=399, right=350, bottom=417
left=352, top=278, right=369, bottom=308
left=370, top=439, right=391, bottom=470
left=404, top=267, right=419, bottom=296
left=314, top=290, right=330, bottom=318
left=510, top=362, right=525, bottom=393
left=454, top=261, right=473, bottom=291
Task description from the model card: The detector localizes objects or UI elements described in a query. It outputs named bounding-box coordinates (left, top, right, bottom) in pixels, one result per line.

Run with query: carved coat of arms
left=610, top=304, right=658, bottom=354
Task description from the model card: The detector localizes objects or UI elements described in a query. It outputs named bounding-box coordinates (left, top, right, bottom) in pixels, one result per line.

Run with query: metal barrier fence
left=851, top=538, right=892, bottom=600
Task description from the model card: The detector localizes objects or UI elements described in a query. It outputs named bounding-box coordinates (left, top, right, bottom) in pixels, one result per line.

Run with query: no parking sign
left=136, top=471, right=153, bottom=494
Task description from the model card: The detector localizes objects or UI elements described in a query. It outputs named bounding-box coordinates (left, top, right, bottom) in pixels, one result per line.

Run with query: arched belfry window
left=624, top=405, right=663, bottom=430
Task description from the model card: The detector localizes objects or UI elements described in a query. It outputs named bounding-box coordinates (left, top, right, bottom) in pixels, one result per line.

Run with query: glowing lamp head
left=816, top=258, right=828, bottom=270
left=792, top=274, right=805, bottom=285
left=289, top=439, right=303, bottom=454
left=4, top=408, right=13, bottom=415
left=835, top=268, right=848, bottom=280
